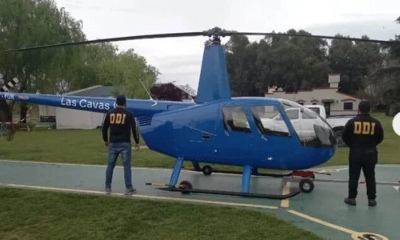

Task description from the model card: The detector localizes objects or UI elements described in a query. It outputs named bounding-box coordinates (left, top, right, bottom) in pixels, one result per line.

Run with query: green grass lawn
left=0, top=128, right=177, bottom=168
left=0, top=187, right=323, bottom=240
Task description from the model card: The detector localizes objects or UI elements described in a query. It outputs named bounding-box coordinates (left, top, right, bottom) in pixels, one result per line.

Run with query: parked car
left=260, top=104, right=354, bottom=147
left=305, top=105, right=355, bottom=147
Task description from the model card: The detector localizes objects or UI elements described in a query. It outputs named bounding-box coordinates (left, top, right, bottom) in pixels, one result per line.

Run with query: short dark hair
left=116, top=95, right=126, bottom=106
left=358, top=100, right=370, bottom=113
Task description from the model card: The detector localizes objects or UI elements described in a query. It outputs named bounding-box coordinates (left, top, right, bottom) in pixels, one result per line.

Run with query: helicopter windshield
left=251, top=99, right=336, bottom=148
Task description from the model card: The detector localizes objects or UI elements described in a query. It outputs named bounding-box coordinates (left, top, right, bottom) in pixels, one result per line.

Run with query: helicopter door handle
left=202, top=134, right=210, bottom=140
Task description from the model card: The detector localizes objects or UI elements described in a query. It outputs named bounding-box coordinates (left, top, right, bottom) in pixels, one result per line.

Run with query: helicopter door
left=248, top=105, right=302, bottom=167
left=213, top=105, right=256, bottom=163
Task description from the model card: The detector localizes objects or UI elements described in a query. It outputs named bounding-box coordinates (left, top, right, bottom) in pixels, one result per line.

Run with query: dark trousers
left=348, top=148, right=377, bottom=200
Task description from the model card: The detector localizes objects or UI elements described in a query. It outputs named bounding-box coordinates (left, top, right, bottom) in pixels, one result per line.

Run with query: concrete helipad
left=0, top=159, right=399, bottom=240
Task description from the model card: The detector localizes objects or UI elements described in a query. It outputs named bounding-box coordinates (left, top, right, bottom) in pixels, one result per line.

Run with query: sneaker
left=125, top=188, right=137, bottom=195
left=344, top=198, right=356, bottom=206
left=105, top=188, right=111, bottom=194
left=368, top=199, right=377, bottom=207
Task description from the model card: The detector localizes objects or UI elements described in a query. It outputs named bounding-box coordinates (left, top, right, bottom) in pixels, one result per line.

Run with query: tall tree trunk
left=1, top=72, right=14, bottom=122
left=20, top=102, right=27, bottom=123
left=0, top=100, right=11, bottom=122
left=19, top=77, right=27, bottom=123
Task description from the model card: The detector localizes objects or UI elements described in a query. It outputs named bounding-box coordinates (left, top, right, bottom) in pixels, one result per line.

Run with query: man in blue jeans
left=102, top=95, right=140, bottom=195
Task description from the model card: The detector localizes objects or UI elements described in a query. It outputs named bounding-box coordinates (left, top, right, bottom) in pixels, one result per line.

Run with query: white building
left=39, top=85, right=116, bottom=129
left=265, top=74, right=364, bottom=116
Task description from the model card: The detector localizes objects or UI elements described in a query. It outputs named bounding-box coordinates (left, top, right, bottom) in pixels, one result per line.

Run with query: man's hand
left=134, top=143, right=140, bottom=150
left=104, top=141, right=109, bottom=148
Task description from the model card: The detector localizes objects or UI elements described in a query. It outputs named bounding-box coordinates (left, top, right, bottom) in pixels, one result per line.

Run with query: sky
left=54, top=0, right=400, bottom=92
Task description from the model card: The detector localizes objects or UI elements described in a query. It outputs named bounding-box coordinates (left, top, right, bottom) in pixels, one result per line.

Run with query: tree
left=365, top=16, right=400, bottom=114
left=328, top=34, right=384, bottom=94
left=225, top=34, right=256, bottom=96
left=0, top=0, right=160, bottom=122
left=69, top=43, right=119, bottom=91
left=225, top=29, right=331, bottom=96
left=0, top=0, right=86, bottom=121
left=150, top=83, right=183, bottom=101
left=110, top=49, right=159, bottom=99
left=262, top=29, right=330, bottom=91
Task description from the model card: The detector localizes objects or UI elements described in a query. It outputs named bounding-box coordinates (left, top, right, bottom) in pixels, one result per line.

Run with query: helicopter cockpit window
left=222, top=106, right=251, bottom=133
left=250, top=105, right=290, bottom=137
left=278, top=99, right=336, bottom=148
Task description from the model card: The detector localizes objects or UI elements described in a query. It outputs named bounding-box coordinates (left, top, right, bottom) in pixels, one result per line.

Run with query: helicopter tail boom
left=0, top=92, right=116, bottom=114
left=0, top=91, right=192, bottom=117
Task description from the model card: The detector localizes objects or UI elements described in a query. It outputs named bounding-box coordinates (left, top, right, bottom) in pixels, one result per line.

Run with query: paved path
left=0, top=160, right=399, bottom=240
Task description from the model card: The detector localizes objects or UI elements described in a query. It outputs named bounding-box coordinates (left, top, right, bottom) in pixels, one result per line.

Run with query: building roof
left=64, top=85, right=116, bottom=97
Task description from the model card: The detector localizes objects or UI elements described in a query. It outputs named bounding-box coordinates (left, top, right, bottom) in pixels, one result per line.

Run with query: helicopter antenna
left=138, top=77, right=153, bottom=100
left=138, top=76, right=158, bottom=106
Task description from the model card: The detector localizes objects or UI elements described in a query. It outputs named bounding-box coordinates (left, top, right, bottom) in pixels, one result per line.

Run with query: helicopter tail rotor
left=1, top=78, right=19, bottom=92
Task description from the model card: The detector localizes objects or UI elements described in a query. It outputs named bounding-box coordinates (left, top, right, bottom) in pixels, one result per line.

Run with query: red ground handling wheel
left=299, top=178, right=314, bottom=193
left=284, top=170, right=317, bottom=193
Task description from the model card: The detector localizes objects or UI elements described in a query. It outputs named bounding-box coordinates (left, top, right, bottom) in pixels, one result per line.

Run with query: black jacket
left=102, top=107, right=139, bottom=144
left=342, top=113, right=384, bottom=149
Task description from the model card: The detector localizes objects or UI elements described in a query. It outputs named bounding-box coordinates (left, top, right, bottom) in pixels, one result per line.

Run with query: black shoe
left=125, top=188, right=137, bottom=195
left=368, top=199, right=377, bottom=207
left=344, top=198, right=356, bottom=206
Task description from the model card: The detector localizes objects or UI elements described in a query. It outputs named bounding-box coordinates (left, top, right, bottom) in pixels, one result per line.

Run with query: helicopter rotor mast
left=202, top=27, right=233, bottom=44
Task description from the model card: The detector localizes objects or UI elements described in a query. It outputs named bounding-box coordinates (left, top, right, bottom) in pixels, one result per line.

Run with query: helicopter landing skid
left=188, top=162, right=293, bottom=177
left=146, top=181, right=300, bottom=200
left=147, top=157, right=301, bottom=200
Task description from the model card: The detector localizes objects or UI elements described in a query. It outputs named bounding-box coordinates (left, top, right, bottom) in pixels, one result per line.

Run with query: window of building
left=343, top=102, right=353, bottom=110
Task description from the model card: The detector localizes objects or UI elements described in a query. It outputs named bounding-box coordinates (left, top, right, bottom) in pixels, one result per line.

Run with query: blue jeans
left=105, top=142, right=132, bottom=189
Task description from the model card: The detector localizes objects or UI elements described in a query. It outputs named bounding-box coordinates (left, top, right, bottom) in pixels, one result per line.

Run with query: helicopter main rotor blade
left=5, top=31, right=206, bottom=52
left=230, top=31, right=400, bottom=45
left=5, top=26, right=400, bottom=53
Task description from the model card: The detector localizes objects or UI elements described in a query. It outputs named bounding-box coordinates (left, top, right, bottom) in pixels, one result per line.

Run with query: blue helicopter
left=1, top=27, right=397, bottom=199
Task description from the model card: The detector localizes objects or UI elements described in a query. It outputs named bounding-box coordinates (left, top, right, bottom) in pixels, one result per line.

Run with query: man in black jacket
left=102, top=95, right=140, bottom=194
left=342, top=100, right=384, bottom=206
